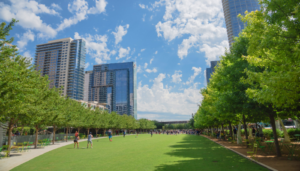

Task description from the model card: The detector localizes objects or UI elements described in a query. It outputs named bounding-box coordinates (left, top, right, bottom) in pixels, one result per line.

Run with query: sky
left=0, top=0, right=229, bottom=121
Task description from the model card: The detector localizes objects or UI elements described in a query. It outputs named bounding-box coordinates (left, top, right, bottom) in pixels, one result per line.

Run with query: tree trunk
left=269, top=113, right=282, bottom=157
left=53, top=124, right=56, bottom=144
left=103, top=129, right=106, bottom=137
left=95, top=128, right=99, bottom=137
left=237, top=122, right=242, bottom=145
left=87, top=128, right=90, bottom=136
left=228, top=121, right=233, bottom=137
left=66, top=127, right=69, bottom=142
left=7, top=119, right=14, bottom=155
left=242, top=114, right=249, bottom=148
left=34, top=126, right=39, bottom=149
left=278, top=117, right=290, bottom=143
left=20, top=125, right=24, bottom=136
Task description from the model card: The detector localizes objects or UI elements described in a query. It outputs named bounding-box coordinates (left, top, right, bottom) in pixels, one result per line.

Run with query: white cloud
left=178, top=63, right=180, bottom=65
left=17, top=30, right=35, bottom=50
left=137, top=73, right=203, bottom=115
left=0, top=0, right=59, bottom=38
left=51, top=3, right=62, bottom=10
left=144, top=0, right=228, bottom=60
left=94, top=27, right=98, bottom=32
left=200, top=40, right=229, bottom=65
left=141, top=49, right=145, bottom=52
left=145, top=68, right=157, bottom=73
left=112, top=24, right=129, bottom=45
left=172, top=70, right=182, bottom=83
left=88, top=0, right=107, bottom=14
left=57, top=0, right=107, bottom=33
left=178, top=35, right=198, bottom=59
left=139, top=4, right=146, bottom=9
left=154, top=51, right=158, bottom=54
left=23, top=50, right=33, bottom=63
left=142, top=14, right=146, bottom=22
left=143, top=74, right=147, bottom=78
left=74, top=32, right=110, bottom=64
left=137, top=65, right=142, bottom=73
left=144, top=63, right=148, bottom=69
left=150, top=15, right=153, bottom=20
left=185, top=67, right=201, bottom=85
left=131, top=48, right=136, bottom=55
left=85, top=62, right=90, bottom=69
left=116, top=47, right=130, bottom=60
left=0, top=0, right=107, bottom=39
left=110, top=50, right=116, bottom=55
left=150, top=58, right=154, bottom=64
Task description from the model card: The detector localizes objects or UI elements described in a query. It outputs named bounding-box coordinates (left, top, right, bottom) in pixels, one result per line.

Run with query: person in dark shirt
left=233, top=127, right=237, bottom=140
left=123, top=129, right=126, bottom=138
left=151, top=130, right=153, bottom=137
left=107, top=129, right=112, bottom=142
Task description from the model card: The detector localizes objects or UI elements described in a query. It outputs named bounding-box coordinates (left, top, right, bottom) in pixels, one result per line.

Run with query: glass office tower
left=222, top=0, right=260, bottom=47
left=206, top=61, right=219, bottom=84
left=35, top=38, right=86, bottom=100
left=88, top=62, right=137, bottom=119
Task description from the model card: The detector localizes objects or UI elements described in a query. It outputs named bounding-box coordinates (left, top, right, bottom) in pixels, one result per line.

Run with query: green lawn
left=12, top=134, right=268, bottom=171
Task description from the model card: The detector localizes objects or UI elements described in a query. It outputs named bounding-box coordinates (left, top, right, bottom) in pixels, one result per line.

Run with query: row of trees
left=0, top=19, right=156, bottom=154
left=194, top=0, right=300, bottom=157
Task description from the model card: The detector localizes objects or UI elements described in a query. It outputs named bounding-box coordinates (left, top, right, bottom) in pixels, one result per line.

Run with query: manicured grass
left=12, top=134, right=268, bottom=171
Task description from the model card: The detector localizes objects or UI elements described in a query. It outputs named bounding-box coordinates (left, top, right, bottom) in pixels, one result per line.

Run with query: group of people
left=232, top=125, right=264, bottom=140
left=73, top=131, right=94, bottom=149
left=73, top=129, right=204, bottom=149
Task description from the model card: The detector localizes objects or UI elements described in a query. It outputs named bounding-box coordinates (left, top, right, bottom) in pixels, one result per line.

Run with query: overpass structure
left=158, top=121, right=189, bottom=124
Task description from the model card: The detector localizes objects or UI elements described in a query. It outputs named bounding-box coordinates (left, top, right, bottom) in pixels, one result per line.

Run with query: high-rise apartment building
left=86, top=62, right=137, bottom=119
left=83, top=71, right=93, bottom=101
left=35, top=38, right=86, bottom=100
left=222, top=0, right=260, bottom=47
left=206, top=61, right=219, bottom=84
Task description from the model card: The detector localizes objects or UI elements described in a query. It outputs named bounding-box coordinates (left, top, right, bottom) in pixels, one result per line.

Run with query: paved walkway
left=0, top=135, right=124, bottom=171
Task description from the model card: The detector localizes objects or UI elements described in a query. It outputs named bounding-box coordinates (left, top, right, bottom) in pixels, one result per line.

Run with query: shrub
left=287, top=129, right=300, bottom=138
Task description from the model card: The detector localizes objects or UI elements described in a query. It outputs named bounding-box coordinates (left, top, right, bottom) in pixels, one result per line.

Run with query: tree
left=239, top=0, right=300, bottom=109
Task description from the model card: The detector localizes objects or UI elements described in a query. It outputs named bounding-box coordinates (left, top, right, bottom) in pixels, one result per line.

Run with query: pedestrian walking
left=123, top=129, right=126, bottom=138
left=151, top=130, right=153, bottom=137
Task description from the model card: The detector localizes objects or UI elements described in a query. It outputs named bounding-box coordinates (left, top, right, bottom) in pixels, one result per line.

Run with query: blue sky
left=0, top=0, right=229, bottom=121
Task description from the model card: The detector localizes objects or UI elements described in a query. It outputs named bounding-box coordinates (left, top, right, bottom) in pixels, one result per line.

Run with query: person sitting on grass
left=87, top=132, right=93, bottom=149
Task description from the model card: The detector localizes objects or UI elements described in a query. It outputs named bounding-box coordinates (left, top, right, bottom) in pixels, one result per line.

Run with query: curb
left=201, top=135, right=278, bottom=171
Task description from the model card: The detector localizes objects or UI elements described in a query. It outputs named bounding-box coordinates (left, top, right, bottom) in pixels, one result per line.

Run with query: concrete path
left=0, top=135, right=124, bottom=171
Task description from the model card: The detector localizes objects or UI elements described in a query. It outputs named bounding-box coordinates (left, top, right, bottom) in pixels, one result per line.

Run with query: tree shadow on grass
left=155, top=135, right=269, bottom=171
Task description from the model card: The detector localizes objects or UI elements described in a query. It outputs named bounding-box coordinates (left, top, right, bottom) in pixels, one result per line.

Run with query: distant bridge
left=158, top=121, right=189, bottom=124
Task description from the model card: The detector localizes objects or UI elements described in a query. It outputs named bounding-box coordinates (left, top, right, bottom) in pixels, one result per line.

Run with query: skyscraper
left=222, top=0, right=260, bottom=47
left=206, top=61, right=219, bottom=84
left=87, top=62, right=137, bottom=119
left=35, top=38, right=86, bottom=100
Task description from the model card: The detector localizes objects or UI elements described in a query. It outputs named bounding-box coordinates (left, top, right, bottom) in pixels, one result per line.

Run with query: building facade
left=35, top=38, right=86, bottom=100
left=206, top=61, right=219, bottom=84
left=222, top=0, right=260, bottom=47
left=83, top=71, right=93, bottom=101
left=86, top=62, right=137, bottom=119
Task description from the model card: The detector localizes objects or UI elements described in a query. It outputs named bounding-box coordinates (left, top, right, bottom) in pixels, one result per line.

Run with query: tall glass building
left=87, top=62, right=137, bottom=119
left=222, top=0, right=260, bottom=47
left=206, top=61, right=219, bottom=84
left=35, top=38, right=86, bottom=100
